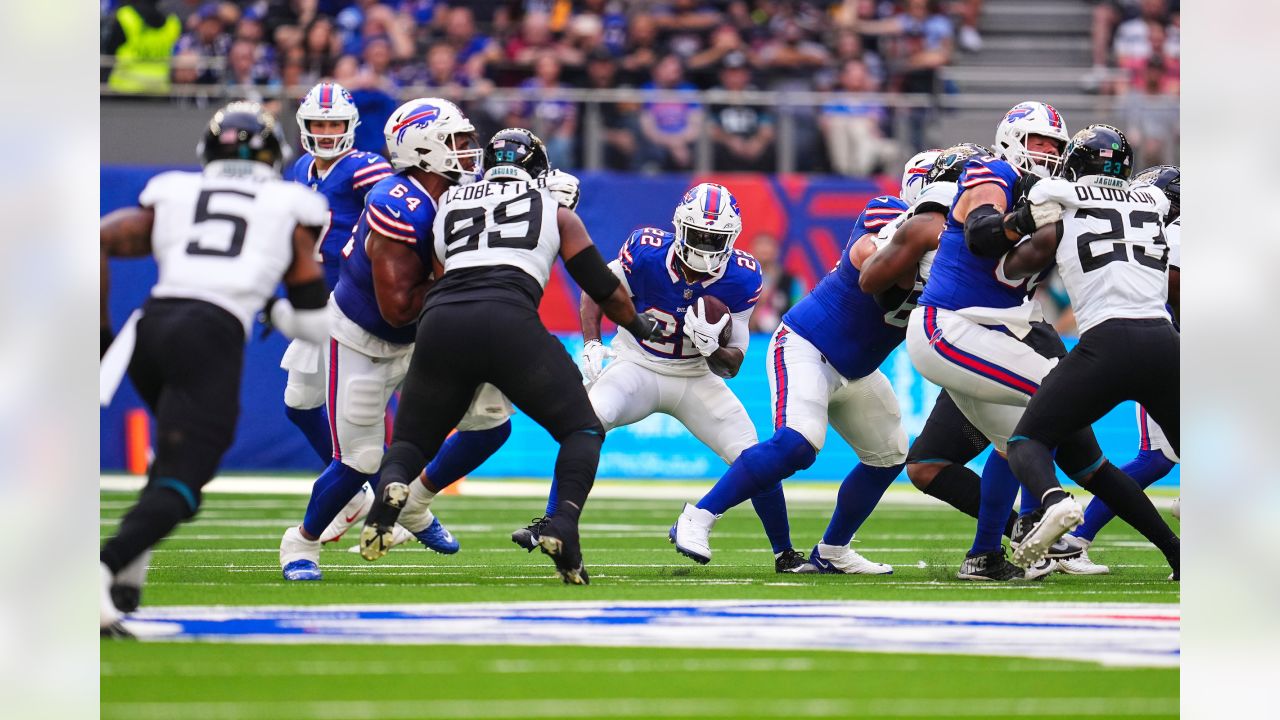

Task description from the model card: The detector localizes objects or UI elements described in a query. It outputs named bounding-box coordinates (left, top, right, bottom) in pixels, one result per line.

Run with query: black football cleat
left=774, top=547, right=818, bottom=574
left=511, top=516, right=551, bottom=552
left=536, top=514, right=590, bottom=585
left=359, top=482, right=409, bottom=561
left=957, top=548, right=1036, bottom=581
left=1011, top=509, right=1086, bottom=560
left=100, top=621, right=135, bottom=639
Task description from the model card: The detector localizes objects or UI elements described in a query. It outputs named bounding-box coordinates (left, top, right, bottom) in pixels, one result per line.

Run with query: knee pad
left=345, top=447, right=385, bottom=475
left=740, top=427, right=817, bottom=481
left=343, top=377, right=387, bottom=427
left=858, top=427, right=908, bottom=468
left=284, top=381, right=325, bottom=410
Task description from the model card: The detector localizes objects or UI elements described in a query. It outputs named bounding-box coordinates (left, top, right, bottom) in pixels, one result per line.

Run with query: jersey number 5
left=186, top=189, right=255, bottom=258
left=441, top=189, right=543, bottom=258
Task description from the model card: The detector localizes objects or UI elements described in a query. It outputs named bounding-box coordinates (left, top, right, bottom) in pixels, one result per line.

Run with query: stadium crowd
left=102, top=0, right=993, bottom=173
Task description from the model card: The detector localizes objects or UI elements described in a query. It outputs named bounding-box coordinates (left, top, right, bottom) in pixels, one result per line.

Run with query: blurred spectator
left=579, top=50, right=639, bottom=170
left=820, top=59, right=893, bottom=177
left=333, top=54, right=400, bottom=154
left=171, top=2, right=230, bottom=85
left=952, top=0, right=984, bottom=52
left=224, top=38, right=279, bottom=93
left=506, top=11, right=582, bottom=69
left=279, top=46, right=312, bottom=92
left=359, top=36, right=399, bottom=91
left=301, top=15, right=340, bottom=79
left=565, top=13, right=609, bottom=60
left=756, top=18, right=830, bottom=79
left=654, top=0, right=722, bottom=61
left=1112, top=0, right=1178, bottom=93
left=748, top=233, right=804, bottom=333
left=818, top=29, right=886, bottom=90
left=635, top=54, right=704, bottom=173
left=708, top=52, right=775, bottom=172
left=442, top=5, right=500, bottom=81
left=1086, top=0, right=1178, bottom=91
left=687, top=24, right=748, bottom=82
left=1119, top=57, right=1179, bottom=166
left=510, top=53, right=579, bottom=168
left=620, top=14, right=661, bottom=83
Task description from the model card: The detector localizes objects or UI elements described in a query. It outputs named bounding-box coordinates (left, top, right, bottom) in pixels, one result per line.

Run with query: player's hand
left=545, top=169, right=581, bottom=211
left=581, top=339, right=614, bottom=382
left=257, top=297, right=280, bottom=340
left=1028, top=177, right=1076, bottom=208
left=683, top=298, right=730, bottom=357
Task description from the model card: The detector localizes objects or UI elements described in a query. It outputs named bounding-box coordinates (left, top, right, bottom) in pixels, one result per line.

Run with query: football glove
left=1027, top=177, right=1077, bottom=208
left=257, top=297, right=281, bottom=340
left=545, top=169, right=581, bottom=211
left=683, top=298, right=730, bottom=357
left=581, top=339, right=614, bottom=382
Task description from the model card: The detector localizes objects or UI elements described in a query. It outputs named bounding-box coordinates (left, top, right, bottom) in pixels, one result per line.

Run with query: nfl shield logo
left=683, top=289, right=693, bottom=299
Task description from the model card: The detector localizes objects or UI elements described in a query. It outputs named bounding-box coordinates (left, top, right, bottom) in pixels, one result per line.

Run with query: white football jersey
left=1053, top=176, right=1172, bottom=333
left=433, top=176, right=561, bottom=287
left=873, top=180, right=956, bottom=283
left=1166, top=217, right=1181, bottom=270
left=142, top=160, right=329, bottom=332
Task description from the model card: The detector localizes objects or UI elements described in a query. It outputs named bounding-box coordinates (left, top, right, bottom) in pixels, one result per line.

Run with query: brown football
left=699, top=295, right=733, bottom=347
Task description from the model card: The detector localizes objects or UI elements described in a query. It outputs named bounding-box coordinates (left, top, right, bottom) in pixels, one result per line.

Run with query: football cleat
left=280, top=526, right=323, bottom=581
left=1010, top=496, right=1084, bottom=568
left=101, top=620, right=136, bottom=639
left=536, top=514, right=589, bottom=585
left=1171, top=496, right=1180, bottom=520
left=413, top=516, right=460, bottom=554
left=670, top=503, right=719, bottom=565
left=101, top=562, right=123, bottom=631
left=808, top=543, right=893, bottom=575
left=359, top=482, right=409, bottom=561
left=957, top=548, right=1033, bottom=581
left=1056, top=549, right=1110, bottom=575
left=320, top=484, right=373, bottom=543
left=1011, top=515, right=1086, bottom=560
left=775, top=548, right=819, bottom=574
left=347, top=524, right=413, bottom=554
left=110, top=548, right=150, bottom=612
left=1025, top=557, right=1057, bottom=580
left=512, top=516, right=551, bottom=552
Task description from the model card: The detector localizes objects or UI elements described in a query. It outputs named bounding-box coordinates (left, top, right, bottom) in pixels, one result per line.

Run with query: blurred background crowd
left=102, top=0, right=1179, bottom=175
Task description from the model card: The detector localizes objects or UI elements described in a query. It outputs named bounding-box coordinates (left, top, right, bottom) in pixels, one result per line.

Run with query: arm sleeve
left=726, top=308, right=753, bottom=352
left=606, top=259, right=632, bottom=296
left=268, top=302, right=330, bottom=345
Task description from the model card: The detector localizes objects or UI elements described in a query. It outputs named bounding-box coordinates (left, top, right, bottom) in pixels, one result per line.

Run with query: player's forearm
left=580, top=291, right=605, bottom=342
left=1001, top=228, right=1057, bottom=280
left=859, top=247, right=914, bottom=294
left=707, top=346, right=744, bottom=378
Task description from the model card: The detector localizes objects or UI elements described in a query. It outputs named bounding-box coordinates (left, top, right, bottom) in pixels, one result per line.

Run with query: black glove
left=624, top=311, right=661, bottom=342
left=257, top=297, right=280, bottom=340
left=100, top=325, right=115, bottom=358
left=1003, top=202, right=1038, bottom=239
left=1012, top=172, right=1041, bottom=205
left=872, top=284, right=912, bottom=312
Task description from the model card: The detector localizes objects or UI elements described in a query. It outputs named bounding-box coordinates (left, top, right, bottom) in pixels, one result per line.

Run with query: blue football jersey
left=782, top=195, right=912, bottom=380
left=616, top=227, right=763, bottom=360
left=919, top=155, right=1047, bottom=310
left=288, top=150, right=394, bottom=289
left=332, top=173, right=438, bottom=344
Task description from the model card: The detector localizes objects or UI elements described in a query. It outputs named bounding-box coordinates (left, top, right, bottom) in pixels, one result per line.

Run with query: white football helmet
left=672, top=183, right=743, bottom=274
left=993, top=100, right=1069, bottom=178
left=296, top=82, right=360, bottom=159
left=900, top=148, right=941, bottom=205
left=384, top=98, right=482, bottom=182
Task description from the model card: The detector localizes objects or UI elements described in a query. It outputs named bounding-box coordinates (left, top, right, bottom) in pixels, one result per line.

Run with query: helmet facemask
left=675, top=223, right=737, bottom=274
left=299, top=117, right=356, bottom=159
left=296, top=82, right=360, bottom=159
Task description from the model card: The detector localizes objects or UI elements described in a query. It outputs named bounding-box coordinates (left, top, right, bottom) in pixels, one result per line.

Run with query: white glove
left=683, top=298, right=730, bottom=357
left=1027, top=177, right=1077, bottom=207
left=1028, top=200, right=1063, bottom=228
left=581, top=339, right=613, bottom=381
left=545, top=169, right=581, bottom=211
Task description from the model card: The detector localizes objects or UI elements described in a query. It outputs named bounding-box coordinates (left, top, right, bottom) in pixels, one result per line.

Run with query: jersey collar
left=308, top=149, right=355, bottom=182
left=665, top=242, right=728, bottom=287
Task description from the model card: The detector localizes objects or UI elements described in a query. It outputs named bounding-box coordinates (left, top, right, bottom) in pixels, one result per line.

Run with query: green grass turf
left=100, top=488, right=1179, bottom=605
left=100, top=486, right=1179, bottom=719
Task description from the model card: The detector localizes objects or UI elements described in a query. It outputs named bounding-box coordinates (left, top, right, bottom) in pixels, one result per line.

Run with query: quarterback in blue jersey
left=905, top=101, right=1181, bottom=579
left=278, top=82, right=394, bottom=473
left=523, top=183, right=813, bottom=573
left=279, top=98, right=516, bottom=580
left=671, top=154, right=944, bottom=573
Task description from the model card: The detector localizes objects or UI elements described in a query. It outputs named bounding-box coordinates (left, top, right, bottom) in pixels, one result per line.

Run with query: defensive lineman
left=670, top=152, right=945, bottom=573
left=1000, top=125, right=1180, bottom=573
left=101, top=103, right=331, bottom=633
left=359, top=128, right=659, bottom=584
left=521, top=183, right=815, bottom=573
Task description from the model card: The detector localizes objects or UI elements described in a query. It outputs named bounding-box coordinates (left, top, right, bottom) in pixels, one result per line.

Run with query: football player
left=357, top=128, right=660, bottom=584
left=904, top=104, right=1179, bottom=579
left=1059, top=164, right=1181, bottom=575
left=1002, top=130, right=1179, bottom=574
left=100, top=103, right=331, bottom=633
left=669, top=151, right=943, bottom=573
left=512, top=183, right=814, bottom=573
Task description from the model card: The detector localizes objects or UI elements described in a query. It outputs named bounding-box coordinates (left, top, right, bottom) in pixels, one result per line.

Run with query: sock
left=301, top=461, right=375, bottom=539
left=821, top=463, right=903, bottom=547
left=1020, top=487, right=1042, bottom=516
left=549, top=430, right=604, bottom=515
left=544, top=478, right=559, bottom=517
left=971, top=453, right=1020, bottom=555
left=1006, top=437, right=1062, bottom=501
left=1076, top=449, right=1177, bottom=542
left=698, top=427, right=815, bottom=515
left=749, top=482, right=792, bottom=553
left=424, top=421, right=512, bottom=491
left=1079, top=461, right=1179, bottom=566
left=285, top=405, right=334, bottom=464
left=101, top=484, right=192, bottom=574
left=920, top=463, right=1020, bottom=537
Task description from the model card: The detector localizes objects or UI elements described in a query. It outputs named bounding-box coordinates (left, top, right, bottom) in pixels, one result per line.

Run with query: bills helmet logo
left=1004, top=103, right=1038, bottom=124
left=391, top=105, right=440, bottom=143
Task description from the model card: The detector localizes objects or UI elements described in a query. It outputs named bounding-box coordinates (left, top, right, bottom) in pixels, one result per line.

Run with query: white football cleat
left=280, top=526, right=323, bottom=581
left=1056, top=548, right=1111, bottom=575
left=1171, top=496, right=1180, bottom=520
left=670, top=503, right=718, bottom=564
left=100, top=563, right=122, bottom=630
left=320, top=484, right=374, bottom=543
left=1011, top=497, right=1084, bottom=568
left=809, top=543, right=893, bottom=575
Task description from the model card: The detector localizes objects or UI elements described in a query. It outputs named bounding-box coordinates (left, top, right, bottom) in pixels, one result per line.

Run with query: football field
left=100, top=481, right=1179, bottom=719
